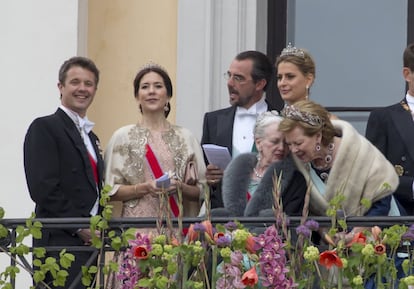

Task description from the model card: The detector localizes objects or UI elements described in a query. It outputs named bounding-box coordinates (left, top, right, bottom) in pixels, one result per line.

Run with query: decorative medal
left=394, top=165, right=404, bottom=177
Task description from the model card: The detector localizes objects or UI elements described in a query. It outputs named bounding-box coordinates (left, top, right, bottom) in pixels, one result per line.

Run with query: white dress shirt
left=232, top=97, right=268, bottom=158
left=60, top=105, right=99, bottom=216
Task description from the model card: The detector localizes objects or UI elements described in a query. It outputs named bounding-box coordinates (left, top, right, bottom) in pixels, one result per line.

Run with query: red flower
left=347, top=232, right=367, bottom=247
left=374, top=243, right=386, bottom=255
left=242, top=266, right=258, bottom=286
left=319, top=250, right=343, bottom=269
left=214, top=232, right=225, bottom=242
left=133, top=246, right=149, bottom=259
left=245, top=235, right=257, bottom=254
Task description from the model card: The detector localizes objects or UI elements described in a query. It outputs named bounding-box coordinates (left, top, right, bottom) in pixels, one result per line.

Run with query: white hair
left=253, top=110, right=283, bottom=139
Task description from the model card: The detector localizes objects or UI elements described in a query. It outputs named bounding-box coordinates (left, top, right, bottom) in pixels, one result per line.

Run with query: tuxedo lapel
left=216, top=107, right=236, bottom=155
left=390, top=102, right=414, bottom=162
left=56, top=109, right=100, bottom=191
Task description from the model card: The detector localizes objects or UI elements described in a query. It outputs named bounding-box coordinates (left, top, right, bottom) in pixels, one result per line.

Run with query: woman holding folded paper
left=104, top=63, right=206, bottom=223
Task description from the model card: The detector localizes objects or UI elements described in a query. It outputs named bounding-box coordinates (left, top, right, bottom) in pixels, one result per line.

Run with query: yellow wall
left=87, top=0, right=178, bottom=148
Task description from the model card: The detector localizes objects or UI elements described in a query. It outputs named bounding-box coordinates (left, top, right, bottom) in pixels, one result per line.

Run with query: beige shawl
left=294, top=120, right=398, bottom=216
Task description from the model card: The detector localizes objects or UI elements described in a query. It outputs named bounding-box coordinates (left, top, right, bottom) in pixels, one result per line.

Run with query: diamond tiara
left=280, top=42, right=305, bottom=58
left=282, top=105, right=323, bottom=127
left=138, top=60, right=167, bottom=73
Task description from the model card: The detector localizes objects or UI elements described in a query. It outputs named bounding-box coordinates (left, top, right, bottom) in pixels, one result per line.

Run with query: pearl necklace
left=253, top=167, right=264, bottom=178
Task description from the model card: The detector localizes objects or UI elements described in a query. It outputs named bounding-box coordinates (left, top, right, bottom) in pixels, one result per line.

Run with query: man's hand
left=77, top=229, right=100, bottom=245
left=205, top=164, right=223, bottom=186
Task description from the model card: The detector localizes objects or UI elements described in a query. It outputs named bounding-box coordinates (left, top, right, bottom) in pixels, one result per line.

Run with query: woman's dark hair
left=133, top=64, right=173, bottom=117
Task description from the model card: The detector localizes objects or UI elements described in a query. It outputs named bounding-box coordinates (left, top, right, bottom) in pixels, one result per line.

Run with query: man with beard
left=201, top=50, right=275, bottom=208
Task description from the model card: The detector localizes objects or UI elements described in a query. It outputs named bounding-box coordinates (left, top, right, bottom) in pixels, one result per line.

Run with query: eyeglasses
left=223, top=72, right=252, bottom=84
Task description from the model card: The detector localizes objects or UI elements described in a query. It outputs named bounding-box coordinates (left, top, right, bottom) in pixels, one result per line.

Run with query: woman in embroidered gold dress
left=104, top=63, right=206, bottom=223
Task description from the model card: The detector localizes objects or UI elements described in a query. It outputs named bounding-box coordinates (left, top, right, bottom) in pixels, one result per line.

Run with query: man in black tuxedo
left=366, top=43, right=414, bottom=215
left=201, top=50, right=274, bottom=208
left=24, top=56, right=104, bottom=288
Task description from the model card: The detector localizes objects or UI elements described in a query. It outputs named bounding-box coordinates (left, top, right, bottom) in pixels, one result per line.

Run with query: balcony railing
left=2, top=216, right=414, bottom=288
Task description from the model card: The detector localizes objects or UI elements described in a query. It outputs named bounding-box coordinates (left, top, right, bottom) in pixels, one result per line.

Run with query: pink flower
left=371, top=226, right=382, bottom=241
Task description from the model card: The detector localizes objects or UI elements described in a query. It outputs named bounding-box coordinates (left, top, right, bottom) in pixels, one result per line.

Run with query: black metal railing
left=2, top=216, right=414, bottom=288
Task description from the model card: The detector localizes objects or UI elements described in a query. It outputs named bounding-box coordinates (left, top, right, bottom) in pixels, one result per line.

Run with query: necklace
left=253, top=167, right=263, bottom=178
left=312, top=142, right=335, bottom=170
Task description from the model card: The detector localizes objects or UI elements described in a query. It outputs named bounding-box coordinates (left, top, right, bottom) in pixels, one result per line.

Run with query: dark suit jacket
left=201, top=106, right=237, bottom=208
left=24, top=108, right=104, bottom=288
left=366, top=100, right=414, bottom=215
left=201, top=103, right=277, bottom=208
left=24, top=108, right=104, bottom=223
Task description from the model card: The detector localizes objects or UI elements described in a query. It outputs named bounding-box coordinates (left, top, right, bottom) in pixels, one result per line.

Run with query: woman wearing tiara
left=104, top=63, right=205, bottom=222
left=276, top=43, right=316, bottom=105
left=281, top=100, right=400, bottom=236
left=211, top=111, right=306, bottom=218
left=104, top=63, right=206, bottom=287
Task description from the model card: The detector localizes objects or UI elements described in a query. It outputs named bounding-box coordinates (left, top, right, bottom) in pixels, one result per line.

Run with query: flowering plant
left=115, top=220, right=295, bottom=289
left=100, top=183, right=414, bottom=289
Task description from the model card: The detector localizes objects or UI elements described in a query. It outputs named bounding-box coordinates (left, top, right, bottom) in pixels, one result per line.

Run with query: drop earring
left=164, top=103, right=170, bottom=112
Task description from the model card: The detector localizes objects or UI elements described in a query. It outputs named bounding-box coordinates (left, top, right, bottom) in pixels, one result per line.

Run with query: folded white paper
left=202, top=144, right=232, bottom=170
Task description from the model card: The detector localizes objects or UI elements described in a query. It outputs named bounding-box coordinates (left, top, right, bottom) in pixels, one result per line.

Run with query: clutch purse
left=183, top=159, right=200, bottom=217
left=184, top=160, right=198, bottom=185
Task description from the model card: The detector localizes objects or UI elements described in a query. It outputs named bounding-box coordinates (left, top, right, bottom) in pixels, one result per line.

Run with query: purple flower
left=193, top=222, right=206, bottom=232
left=230, top=250, right=243, bottom=266
left=402, top=231, right=414, bottom=242
left=305, top=219, right=320, bottom=231
left=256, top=225, right=290, bottom=287
left=296, top=224, right=311, bottom=238
left=224, top=221, right=238, bottom=231
left=216, top=235, right=231, bottom=247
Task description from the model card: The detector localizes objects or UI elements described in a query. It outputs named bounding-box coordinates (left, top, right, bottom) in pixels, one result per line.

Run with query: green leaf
left=88, top=265, right=98, bottom=274
left=33, top=247, right=46, bottom=258
left=14, top=244, right=30, bottom=255
left=33, top=270, right=45, bottom=283
left=81, top=276, right=92, bottom=286
left=360, top=198, right=371, bottom=209
left=33, top=259, right=42, bottom=267
left=30, top=227, right=42, bottom=239
left=156, top=276, right=169, bottom=288
left=138, top=278, right=152, bottom=287
left=90, top=215, right=101, bottom=227
left=0, top=207, right=4, bottom=219
left=111, top=236, right=122, bottom=251
left=0, top=225, right=9, bottom=238
left=108, top=261, right=119, bottom=273
left=45, top=256, right=57, bottom=266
